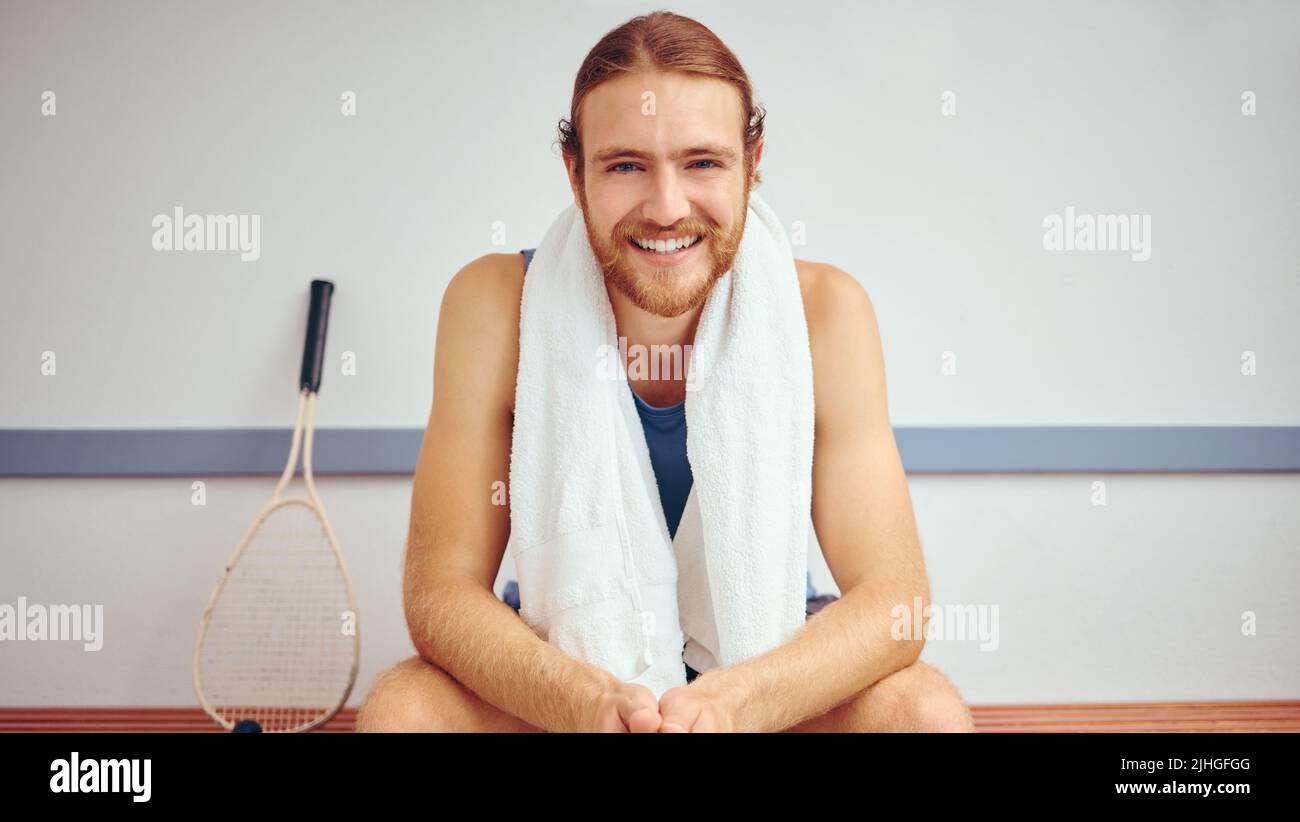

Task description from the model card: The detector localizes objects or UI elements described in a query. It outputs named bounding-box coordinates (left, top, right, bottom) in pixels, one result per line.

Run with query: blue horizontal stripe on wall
left=0, top=429, right=425, bottom=476
left=1, top=427, right=1298, bottom=476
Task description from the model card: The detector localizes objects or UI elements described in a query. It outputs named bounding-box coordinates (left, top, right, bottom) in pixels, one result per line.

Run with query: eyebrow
left=592, top=144, right=739, bottom=164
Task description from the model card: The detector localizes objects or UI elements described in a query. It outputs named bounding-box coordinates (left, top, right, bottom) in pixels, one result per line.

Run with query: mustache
left=617, top=221, right=717, bottom=242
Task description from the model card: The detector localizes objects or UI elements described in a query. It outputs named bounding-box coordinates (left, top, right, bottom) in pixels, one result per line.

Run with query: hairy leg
left=784, top=659, right=976, bottom=732
left=355, top=655, right=544, bottom=733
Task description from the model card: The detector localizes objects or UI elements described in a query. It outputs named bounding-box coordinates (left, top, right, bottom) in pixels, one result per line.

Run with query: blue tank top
left=519, top=249, right=816, bottom=599
left=628, top=383, right=693, bottom=539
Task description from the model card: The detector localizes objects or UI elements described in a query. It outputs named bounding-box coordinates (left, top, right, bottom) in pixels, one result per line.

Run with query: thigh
left=356, top=655, right=544, bottom=733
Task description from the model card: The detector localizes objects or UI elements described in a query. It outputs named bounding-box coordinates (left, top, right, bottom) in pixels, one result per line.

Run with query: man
left=358, top=11, right=975, bottom=732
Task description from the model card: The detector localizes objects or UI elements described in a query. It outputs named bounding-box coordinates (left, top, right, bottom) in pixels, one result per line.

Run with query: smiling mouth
left=626, top=235, right=705, bottom=265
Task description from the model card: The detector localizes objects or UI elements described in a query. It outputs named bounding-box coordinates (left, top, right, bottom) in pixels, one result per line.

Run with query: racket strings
left=198, top=501, right=355, bottom=732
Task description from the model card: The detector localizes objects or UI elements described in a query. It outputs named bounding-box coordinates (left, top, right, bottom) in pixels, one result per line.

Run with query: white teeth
left=632, top=235, right=700, bottom=253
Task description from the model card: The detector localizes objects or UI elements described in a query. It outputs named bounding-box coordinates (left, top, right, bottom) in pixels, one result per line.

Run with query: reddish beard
left=579, top=182, right=751, bottom=318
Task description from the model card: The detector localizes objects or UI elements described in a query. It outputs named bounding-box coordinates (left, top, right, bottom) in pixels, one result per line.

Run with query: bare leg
left=355, top=655, right=545, bottom=733
left=785, top=660, right=976, bottom=732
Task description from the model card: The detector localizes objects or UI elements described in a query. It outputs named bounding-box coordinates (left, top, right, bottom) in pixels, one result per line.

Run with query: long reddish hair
left=556, top=10, right=766, bottom=187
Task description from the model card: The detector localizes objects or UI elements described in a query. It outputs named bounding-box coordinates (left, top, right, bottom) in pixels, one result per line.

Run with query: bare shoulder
left=793, top=258, right=877, bottom=345
left=441, top=251, right=526, bottom=319
left=435, top=252, right=526, bottom=416
left=793, top=258, right=889, bottom=427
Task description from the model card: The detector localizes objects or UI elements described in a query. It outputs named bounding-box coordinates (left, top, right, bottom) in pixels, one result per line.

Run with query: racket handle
left=300, top=279, right=335, bottom=392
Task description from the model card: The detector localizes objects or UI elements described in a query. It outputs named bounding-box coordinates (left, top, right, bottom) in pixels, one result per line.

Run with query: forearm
left=404, top=574, right=615, bottom=732
left=694, top=579, right=927, bottom=732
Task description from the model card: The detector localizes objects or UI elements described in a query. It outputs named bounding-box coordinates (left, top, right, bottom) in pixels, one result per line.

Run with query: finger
left=600, top=712, right=629, bottom=733
left=690, top=715, right=717, bottom=732
left=659, top=700, right=701, bottom=733
left=626, top=706, right=662, bottom=733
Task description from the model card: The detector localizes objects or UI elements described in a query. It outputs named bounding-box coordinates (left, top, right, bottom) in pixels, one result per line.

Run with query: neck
left=605, top=279, right=702, bottom=406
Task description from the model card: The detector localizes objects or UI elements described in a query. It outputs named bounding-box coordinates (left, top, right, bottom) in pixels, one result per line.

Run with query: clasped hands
left=589, top=678, right=736, bottom=733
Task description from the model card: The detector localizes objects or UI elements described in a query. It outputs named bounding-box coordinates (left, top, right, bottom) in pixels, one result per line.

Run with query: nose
left=641, top=168, right=691, bottom=229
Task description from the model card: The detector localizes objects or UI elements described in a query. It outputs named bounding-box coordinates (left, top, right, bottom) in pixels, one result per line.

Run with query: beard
left=578, top=178, right=751, bottom=318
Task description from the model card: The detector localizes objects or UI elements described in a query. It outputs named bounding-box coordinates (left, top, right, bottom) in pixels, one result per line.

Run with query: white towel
left=507, top=190, right=815, bottom=701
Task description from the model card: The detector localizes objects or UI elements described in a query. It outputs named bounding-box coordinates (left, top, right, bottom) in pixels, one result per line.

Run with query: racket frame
left=193, top=284, right=359, bottom=733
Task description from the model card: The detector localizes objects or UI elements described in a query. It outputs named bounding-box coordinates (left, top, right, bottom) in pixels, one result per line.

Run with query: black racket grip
left=299, top=279, right=334, bottom=392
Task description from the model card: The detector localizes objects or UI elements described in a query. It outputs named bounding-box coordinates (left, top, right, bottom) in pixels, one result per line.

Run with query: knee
left=901, top=663, right=976, bottom=733
left=908, top=690, right=976, bottom=732
left=355, top=656, right=444, bottom=732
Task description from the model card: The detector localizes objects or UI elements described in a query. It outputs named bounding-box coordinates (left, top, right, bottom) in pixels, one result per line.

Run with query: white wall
left=2, top=0, right=1296, bottom=426
left=1, top=0, right=1297, bottom=706
left=1, top=473, right=1296, bottom=706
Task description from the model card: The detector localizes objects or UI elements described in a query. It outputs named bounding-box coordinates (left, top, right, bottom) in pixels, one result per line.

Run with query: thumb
left=620, top=687, right=664, bottom=733
left=658, top=699, right=698, bottom=733
left=624, top=704, right=663, bottom=733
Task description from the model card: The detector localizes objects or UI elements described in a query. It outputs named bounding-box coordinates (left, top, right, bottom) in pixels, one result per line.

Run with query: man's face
left=567, top=71, right=759, bottom=318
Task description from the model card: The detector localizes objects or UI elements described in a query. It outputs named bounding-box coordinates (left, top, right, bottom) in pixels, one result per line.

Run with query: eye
left=609, top=162, right=639, bottom=173
left=691, top=160, right=720, bottom=170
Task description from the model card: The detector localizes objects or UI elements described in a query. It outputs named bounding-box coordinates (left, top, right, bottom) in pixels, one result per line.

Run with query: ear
left=749, top=138, right=764, bottom=185
left=563, top=153, right=583, bottom=209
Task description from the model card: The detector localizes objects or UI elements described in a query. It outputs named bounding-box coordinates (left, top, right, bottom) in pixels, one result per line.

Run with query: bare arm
left=402, top=253, right=625, bottom=732
left=690, top=262, right=931, bottom=732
